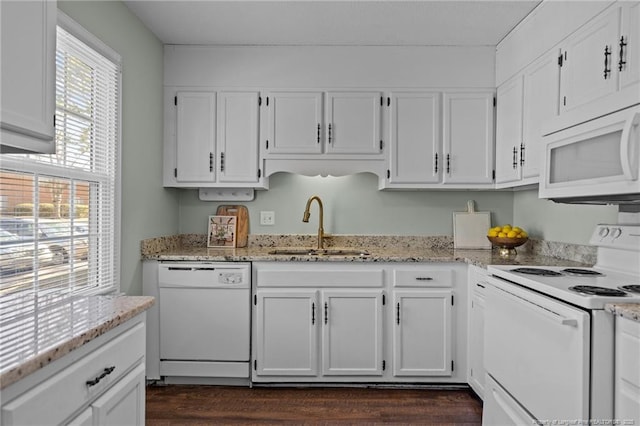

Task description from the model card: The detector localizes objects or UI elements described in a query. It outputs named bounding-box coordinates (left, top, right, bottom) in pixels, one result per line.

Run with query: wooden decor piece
left=216, top=205, right=250, bottom=248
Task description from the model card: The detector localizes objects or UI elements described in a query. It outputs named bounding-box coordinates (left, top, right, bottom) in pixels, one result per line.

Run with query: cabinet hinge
left=563, top=96, right=567, bottom=106
left=387, top=97, right=390, bottom=107
left=258, top=169, right=262, bottom=178
left=380, top=96, right=383, bottom=106
left=493, top=97, right=496, bottom=107
left=387, top=169, right=390, bottom=179
left=258, top=96, right=262, bottom=106
left=254, top=294, right=257, bottom=305
left=380, top=140, right=384, bottom=151
left=254, top=360, right=257, bottom=370
left=266, top=96, right=269, bottom=106
left=266, top=140, right=269, bottom=149
left=174, top=96, right=177, bottom=106
left=451, top=295, right=454, bottom=306
left=451, top=360, right=454, bottom=371
left=382, top=360, right=386, bottom=371
left=558, top=54, right=563, bottom=67
left=492, top=169, right=495, bottom=181
left=382, top=294, right=386, bottom=305
left=53, top=115, right=56, bottom=127
left=174, top=168, right=177, bottom=178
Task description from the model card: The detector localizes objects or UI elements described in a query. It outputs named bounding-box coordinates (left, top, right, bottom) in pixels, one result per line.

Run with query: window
left=0, top=13, right=121, bottom=313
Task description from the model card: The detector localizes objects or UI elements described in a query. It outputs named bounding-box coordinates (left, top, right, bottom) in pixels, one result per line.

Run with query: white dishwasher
left=156, top=262, right=250, bottom=383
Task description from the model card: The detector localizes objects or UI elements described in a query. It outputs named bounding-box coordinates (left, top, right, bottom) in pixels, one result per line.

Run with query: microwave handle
left=620, top=112, right=640, bottom=180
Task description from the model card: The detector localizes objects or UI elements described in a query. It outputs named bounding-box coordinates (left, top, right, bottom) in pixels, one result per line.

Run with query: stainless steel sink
left=268, top=248, right=370, bottom=257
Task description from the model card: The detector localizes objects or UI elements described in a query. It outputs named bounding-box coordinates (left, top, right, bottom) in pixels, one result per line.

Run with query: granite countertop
left=141, top=234, right=596, bottom=268
left=606, top=304, right=640, bottom=323
left=0, top=295, right=154, bottom=389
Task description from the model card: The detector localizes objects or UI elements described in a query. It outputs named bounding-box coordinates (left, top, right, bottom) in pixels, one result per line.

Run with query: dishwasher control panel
left=219, top=272, right=244, bottom=284
left=158, top=262, right=250, bottom=288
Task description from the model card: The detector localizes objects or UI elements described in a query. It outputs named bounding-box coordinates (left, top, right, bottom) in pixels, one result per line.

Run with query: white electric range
left=483, top=224, right=640, bottom=425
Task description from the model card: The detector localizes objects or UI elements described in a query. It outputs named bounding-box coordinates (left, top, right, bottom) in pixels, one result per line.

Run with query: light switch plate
left=260, top=211, right=275, bottom=225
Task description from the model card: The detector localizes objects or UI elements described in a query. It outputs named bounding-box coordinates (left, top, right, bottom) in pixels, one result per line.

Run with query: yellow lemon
left=498, top=232, right=507, bottom=238
left=512, top=226, right=522, bottom=233
left=507, top=230, right=517, bottom=238
left=488, top=230, right=498, bottom=237
left=501, top=226, right=512, bottom=233
left=520, top=230, right=528, bottom=238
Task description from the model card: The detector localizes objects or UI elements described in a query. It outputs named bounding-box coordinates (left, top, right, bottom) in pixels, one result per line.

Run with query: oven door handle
left=494, top=285, right=579, bottom=327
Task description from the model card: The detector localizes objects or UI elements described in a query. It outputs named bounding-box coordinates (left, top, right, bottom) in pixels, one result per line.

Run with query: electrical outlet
left=260, top=211, right=275, bottom=226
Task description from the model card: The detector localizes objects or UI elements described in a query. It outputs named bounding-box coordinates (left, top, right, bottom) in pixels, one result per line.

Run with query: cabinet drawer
left=257, top=269, right=384, bottom=287
left=2, top=322, right=145, bottom=425
left=393, top=269, right=453, bottom=287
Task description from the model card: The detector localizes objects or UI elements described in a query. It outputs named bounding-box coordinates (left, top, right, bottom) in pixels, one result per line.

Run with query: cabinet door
left=256, top=290, right=318, bottom=376
left=0, top=0, right=56, bottom=153
left=388, top=92, right=441, bottom=184
left=217, top=91, right=261, bottom=183
left=468, top=284, right=486, bottom=397
left=91, top=363, right=145, bottom=426
left=392, top=290, right=453, bottom=377
left=175, top=92, right=216, bottom=183
left=620, top=1, right=640, bottom=94
left=442, top=93, right=495, bottom=184
left=495, top=76, right=524, bottom=184
left=322, top=290, right=384, bottom=376
left=266, top=91, right=323, bottom=154
left=560, top=6, right=621, bottom=115
left=522, top=50, right=561, bottom=180
left=325, top=92, right=382, bottom=155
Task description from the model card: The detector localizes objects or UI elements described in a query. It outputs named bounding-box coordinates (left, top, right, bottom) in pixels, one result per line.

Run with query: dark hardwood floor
left=146, top=385, right=483, bottom=425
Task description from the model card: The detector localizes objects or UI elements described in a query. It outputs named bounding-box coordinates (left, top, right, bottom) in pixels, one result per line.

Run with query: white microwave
left=539, top=105, right=640, bottom=204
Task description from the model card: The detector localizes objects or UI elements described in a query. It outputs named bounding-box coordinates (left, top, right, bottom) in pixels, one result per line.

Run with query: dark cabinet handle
left=446, top=154, right=451, bottom=174
left=396, top=303, right=400, bottom=325
left=312, top=302, right=315, bottom=325
left=434, top=153, right=439, bottom=173
left=324, top=302, right=328, bottom=324
left=209, top=152, right=214, bottom=172
left=512, top=146, right=518, bottom=169
left=520, top=143, right=525, bottom=167
left=328, top=124, right=332, bottom=144
left=317, top=124, right=321, bottom=143
left=477, top=283, right=486, bottom=289
left=220, top=152, right=225, bottom=172
left=604, top=45, right=611, bottom=79
left=619, top=36, right=627, bottom=72
left=86, top=366, right=116, bottom=387
left=415, top=277, right=433, bottom=281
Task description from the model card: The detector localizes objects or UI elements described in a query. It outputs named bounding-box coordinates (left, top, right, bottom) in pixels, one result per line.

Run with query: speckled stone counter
left=0, top=295, right=155, bottom=389
left=606, top=303, right=640, bottom=322
left=141, top=234, right=595, bottom=268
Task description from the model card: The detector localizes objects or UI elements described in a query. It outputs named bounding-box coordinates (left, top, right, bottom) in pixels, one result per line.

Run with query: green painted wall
left=178, top=173, right=515, bottom=236
left=58, top=1, right=178, bottom=296
left=513, top=188, right=618, bottom=245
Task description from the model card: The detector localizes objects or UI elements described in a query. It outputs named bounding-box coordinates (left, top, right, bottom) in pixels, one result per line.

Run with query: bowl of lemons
left=487, top=225, right=528, bottom=257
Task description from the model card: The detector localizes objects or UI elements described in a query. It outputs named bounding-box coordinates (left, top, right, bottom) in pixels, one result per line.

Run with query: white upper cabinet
left=620, top=1, right=640, bottom=94
left=442, top=92, right=495, bottom=185
left=495, top=49, right=560, bottom=188
left=387, top=92, right=441, bottom=185
left=325, top=91, right=382, bottom=155
left=166, top=90, right=266, bottom=188
left=175, top=92, right=216, bottom=183
left=495, top=76, right=524, bottom=185
left=217, top=91, right=261, bottom=184
left=264, top=90, right=382, bottom=157
left=265, top=91, right=323, bottom=155
left=0, top=0, right=56, bottom=154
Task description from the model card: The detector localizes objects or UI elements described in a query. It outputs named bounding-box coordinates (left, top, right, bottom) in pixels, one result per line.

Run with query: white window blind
left=0, top=16, right=121, bottom=322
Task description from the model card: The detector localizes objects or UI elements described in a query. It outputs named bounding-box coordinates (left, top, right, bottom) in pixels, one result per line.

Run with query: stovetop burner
left=619, top=285, right=640, bottom=294
left=562, top=268, right=604, bottom=276
left=512, top=267, right=563, bottom=276
left=569, top=285, right=628, bottom=297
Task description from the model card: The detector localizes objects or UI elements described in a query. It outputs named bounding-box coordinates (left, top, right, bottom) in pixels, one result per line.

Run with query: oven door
left=485, top=276, right=591, bottom=422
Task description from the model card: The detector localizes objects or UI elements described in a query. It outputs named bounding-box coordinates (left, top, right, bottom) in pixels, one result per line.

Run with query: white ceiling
left=123, top=1, right=542, bottom=46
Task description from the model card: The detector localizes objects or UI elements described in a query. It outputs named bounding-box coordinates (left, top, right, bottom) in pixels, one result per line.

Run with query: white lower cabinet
left=467, top=265, right=488, bottom=399
left=615, top=315, right=640, bottom=424
left=252, top=262, right=466, bottom=384
left=392, top=290, right=452, bottom=377
left=1, top=316, right=146, bottom=426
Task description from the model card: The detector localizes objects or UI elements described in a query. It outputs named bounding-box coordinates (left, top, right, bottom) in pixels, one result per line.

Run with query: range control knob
left=598, top=227, right=610, bottom=238
left=611, top=227, right=622, bottom=239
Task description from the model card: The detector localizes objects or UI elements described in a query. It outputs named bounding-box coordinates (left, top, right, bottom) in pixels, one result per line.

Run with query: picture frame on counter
left=207, top=215, right=237, bottom=248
